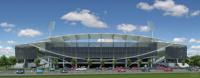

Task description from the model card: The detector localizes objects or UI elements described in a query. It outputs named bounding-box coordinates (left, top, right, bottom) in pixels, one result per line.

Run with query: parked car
left=75, top=67, right=87, bottom=71
left=60, top=69, right=68, bottom=73
left=36, top=68, right=44, bottom=74
left=60, top=67, right=69, bottom=73
left=113, top=67, right=126, bottom=72
left=49, top=68, right=55, bottom=71
left=118, top=68, right=126, bottom=72
left=16, top=69, right=25, bottom=74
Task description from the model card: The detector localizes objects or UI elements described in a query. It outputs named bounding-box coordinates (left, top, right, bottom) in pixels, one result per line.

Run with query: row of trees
left=183, top=55, right=200, bottom=67
left=0, top=55, right=17, bottom=70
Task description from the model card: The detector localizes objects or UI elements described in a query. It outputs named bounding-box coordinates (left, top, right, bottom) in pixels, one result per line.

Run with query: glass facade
left=44, top=42, right=158, bottom=59
left=15, top=45, right=38, bottom=60
left=166, top=45, right=187, bottom=59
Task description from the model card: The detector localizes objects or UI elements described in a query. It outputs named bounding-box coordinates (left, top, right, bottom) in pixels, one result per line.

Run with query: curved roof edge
left=16, top=33, right=186, bottom=46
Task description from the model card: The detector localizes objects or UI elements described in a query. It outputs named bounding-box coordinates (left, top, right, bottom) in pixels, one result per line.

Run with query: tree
left=189, top=55, right=200, bottom=66
left=148, top=59, right=152, bottom=67
left=100, top=58, right=105, bottom=68
left=137, top=58, right=142, bottom=68
left=181, top=59, right=186, bottom=66
left=184, top=58, right=190, bottom=64
left=71, top=58, right=77, bottom=68
left=34, top=58, right=41, bottom=67
left=127, top=58, right=132, bottom=67
left=8, top=56, right=17, bottom=66
left=87, top=58, right=92, bottom=69
left=0, top=55, right=9, bottom=70
left=52, top=58, right=59, bottom=69
left=189, top=59, right=195, bottom=66
left=112, top=58, right=116, bottom=69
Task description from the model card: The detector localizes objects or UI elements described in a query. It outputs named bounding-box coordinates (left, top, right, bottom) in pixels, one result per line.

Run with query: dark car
left=16, top=69, right=25, bottom=74
left=60, top=67, right=69, bottom=73
left=36, top=68, right=45, bottom=74
left=60, top=69, right=68, bottom=73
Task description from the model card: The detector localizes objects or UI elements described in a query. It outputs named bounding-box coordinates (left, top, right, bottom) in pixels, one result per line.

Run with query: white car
left=75, top=67, right=87, bottom=71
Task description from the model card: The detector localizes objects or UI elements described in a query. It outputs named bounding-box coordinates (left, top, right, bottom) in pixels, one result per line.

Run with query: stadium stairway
left=177, top=63, right=189, bottom=68
left=153, top=56, right=165, bottom=64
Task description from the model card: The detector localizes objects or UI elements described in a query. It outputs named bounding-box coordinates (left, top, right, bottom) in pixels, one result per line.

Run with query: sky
left=0, top=0, right=200, bottom=56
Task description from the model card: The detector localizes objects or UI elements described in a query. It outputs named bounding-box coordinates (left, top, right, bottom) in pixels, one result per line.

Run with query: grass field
left=0, top=73, right=200, bottom=78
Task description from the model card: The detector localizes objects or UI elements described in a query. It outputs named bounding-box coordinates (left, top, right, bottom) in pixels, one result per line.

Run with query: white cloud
left=137, top=0, right=189, bottom=17
left=154, top=0, right=189, bottom=16
left=191, top=45, right=200, bottom=50
left=188, top=45, right=200, bottom=56
left=174, top=38, right=200, bottom=56
left=117, top=24, right=137, bottom=33
left=173, top=37, right=187, bottom=43
left=137, top=2, right=154, bottom=11
left=0, top=46, right=15, bottom=56
left=18, top=29, right=42, bottom=37
left=61, top=9, right=108, bottom=28
left=70, top=22, right=77, bottom=26
left=190, top=10, right=200, bottom=17
left=0, top=22, right=15, bottom=32
left=187, top=49, right=200, bottom=56
left=4, top=28, right=12, bottom=32
left=0, top=22, right=15, bottom=28
left=189, top=38, right=200, bottom=43
left=7, top=40, right=16, bottom=45
left=139, top=26, right=151, bottom=32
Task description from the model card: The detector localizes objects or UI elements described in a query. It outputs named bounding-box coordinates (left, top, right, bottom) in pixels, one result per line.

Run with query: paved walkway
left=0, top=69, right=199, bottom=77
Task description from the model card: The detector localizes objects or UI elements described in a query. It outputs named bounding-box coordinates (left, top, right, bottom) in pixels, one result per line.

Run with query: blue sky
left=0, top=0, right=200, bottom=56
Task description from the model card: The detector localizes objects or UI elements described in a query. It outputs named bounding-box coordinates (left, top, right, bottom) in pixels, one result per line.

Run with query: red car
left=163, top=68, right=173, bottom=72
left=113, top=67, right=126, bottom=72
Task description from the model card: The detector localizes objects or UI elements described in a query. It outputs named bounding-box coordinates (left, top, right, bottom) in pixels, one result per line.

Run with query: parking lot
left=0, top=67, right=199, bottom=76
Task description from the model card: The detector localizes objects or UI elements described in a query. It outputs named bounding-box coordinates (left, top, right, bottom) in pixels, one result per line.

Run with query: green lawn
left=0, top=73, right=200, bottom=78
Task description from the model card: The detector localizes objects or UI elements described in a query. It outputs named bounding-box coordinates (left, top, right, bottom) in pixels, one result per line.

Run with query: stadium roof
left=47, top=33, right=160, bottom=42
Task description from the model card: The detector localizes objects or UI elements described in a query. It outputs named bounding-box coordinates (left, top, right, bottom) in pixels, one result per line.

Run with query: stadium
left=15, top=33, right=187, bottom=68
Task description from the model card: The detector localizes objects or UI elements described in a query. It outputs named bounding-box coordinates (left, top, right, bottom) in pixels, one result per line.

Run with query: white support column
left=112, top=58, right=115, bottom=69
left=125, top=58, right=128, bottom=68
left=48, top=57, right=50, bottom=69
left=75, top=59, right=77, bottom=68
left=24, top=59, right=26, bottom=63
left=24, top=59, right=26, bottom=68
left=112, top=34, right=115, bottom=69
left=176, top=58, right=179, bottom=63
left=164, top=59, right=167, bottom=63
left=62, top=58, right=65, bottom=68
left=151, top=58, right=153, bottom=68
